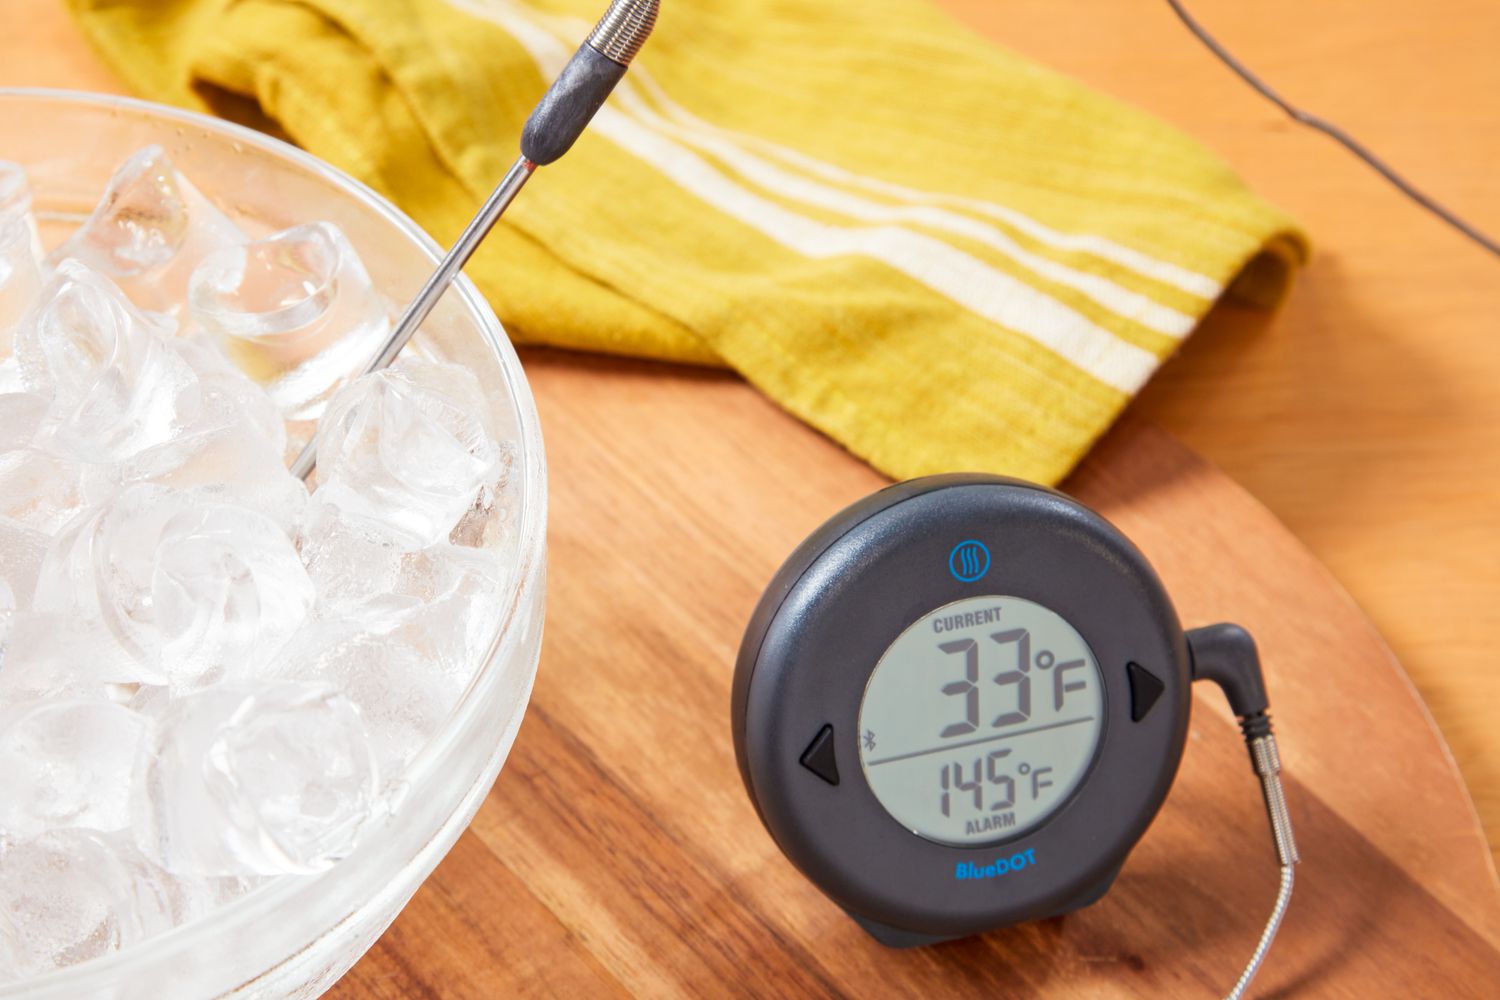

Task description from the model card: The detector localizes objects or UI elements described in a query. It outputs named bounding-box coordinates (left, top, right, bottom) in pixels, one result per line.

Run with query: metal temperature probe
left=290, top=0, right=659, bottom=481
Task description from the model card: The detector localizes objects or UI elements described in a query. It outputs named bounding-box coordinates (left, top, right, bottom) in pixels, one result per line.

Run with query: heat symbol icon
left=948, top=540, right=990, bottom=582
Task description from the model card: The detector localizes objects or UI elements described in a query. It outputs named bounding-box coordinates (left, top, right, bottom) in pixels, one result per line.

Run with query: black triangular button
left=799, top=724, right=840, bottom=785
left=1127, top=662, right=1165, bottom=722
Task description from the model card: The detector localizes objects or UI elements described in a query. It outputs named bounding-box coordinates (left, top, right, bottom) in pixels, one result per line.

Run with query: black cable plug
left=1187, top=622, right=1295, bottom=863
left=1188, top=622, right=1272, bottom=741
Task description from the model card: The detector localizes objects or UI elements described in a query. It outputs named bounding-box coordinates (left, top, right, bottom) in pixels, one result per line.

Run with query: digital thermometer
left=732, top=475, right=1299, bottom=997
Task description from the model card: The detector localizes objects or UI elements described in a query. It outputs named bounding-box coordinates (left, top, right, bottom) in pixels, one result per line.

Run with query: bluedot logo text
left=954, top=849, right=1036, bottom=880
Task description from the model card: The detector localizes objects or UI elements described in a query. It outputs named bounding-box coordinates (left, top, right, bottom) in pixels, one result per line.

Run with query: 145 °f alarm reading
left=857, top=595, right=1104, bottom=846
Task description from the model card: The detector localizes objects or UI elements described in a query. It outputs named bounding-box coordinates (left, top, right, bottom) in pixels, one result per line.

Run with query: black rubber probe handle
left=520, top=44, right=628, bottom=166
left=520, top=0, right=657, bottom=165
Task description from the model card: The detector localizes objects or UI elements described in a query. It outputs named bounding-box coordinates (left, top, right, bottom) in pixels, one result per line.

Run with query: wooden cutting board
left=327, top=350, right=1500, bottom=998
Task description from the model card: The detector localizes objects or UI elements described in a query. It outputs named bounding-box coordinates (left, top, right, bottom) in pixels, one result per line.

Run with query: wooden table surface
left=4, top=1, right=1500, bottom=996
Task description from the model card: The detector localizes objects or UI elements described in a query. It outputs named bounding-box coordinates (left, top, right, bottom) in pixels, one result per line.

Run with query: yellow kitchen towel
left=68, top=0, right=1306, bottom=484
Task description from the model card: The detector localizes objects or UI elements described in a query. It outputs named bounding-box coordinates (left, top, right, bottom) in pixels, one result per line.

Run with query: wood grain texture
left=3, top=1, right=1500, bottom=994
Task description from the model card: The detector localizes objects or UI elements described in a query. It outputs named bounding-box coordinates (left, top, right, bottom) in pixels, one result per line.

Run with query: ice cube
left=173, top=335, right=286, bottom=446
left=0, top=613, right=143, bottom=703
left=0, top=448, right=85, bottom=533
left=0, top=698, right=149, bottom=840
left=96, top=337, right=308, bottom=529
left=189, top=221, right=390, bottom=421
left=150, top=500, right=315, bottom=685
left=314, top=359, right=502, bottom=548
left=0, top=830, right=175, bottom=980
left=0, top=577, right=12, bottom=656
left=449, top=436, right=518, bottom=551
left=14, top=261, right=194, bottom=464
left=0, top=391, right=46, bottom=452
left=0, top=516, right=48, bottom=609
left=133, top=681, right=380, bottom=876
left=33, top=486, right=177, bottom=683
left=270, top=622, right=463, bottom=778
left=296, top=495, right=407, bottom=613
left=0, top=358, right=23, bottom=395
left=33, top=484, right=315, bottom=689
left=0, top=240, right=39, bottom=351
left=297, top=524, right=504, bottom=677
left=46, top=146, right=243, bottom=313
left=0, top=162, right=42, bottom=350
left=2, top=162, right=47, bottom=267
left=290, top=513, right=507, bottom=763
left=385, top=543, right=507, bottom=676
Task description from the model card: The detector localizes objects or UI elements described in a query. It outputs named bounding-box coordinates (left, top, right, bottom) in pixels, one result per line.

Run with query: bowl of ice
left=0, top=90, right=547, bottom=997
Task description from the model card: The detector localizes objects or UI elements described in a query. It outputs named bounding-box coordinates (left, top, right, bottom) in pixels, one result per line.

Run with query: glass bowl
left=0, top=89, right=547, bottom=998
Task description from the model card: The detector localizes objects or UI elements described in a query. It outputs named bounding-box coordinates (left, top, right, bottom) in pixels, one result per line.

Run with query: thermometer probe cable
left=1188, top=624, right=1301, bottom=1000
left=1166, top=0, right=1500, bottom=262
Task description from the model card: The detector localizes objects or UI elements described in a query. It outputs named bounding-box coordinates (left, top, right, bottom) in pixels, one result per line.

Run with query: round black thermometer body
left=731, top=474, right=1192, bottom=947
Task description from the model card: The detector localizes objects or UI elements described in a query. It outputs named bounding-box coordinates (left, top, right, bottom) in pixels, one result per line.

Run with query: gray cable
left=1226, top=864, right=1295, bottom=1000
left=1165, top=0, right=1500, bottom=260
left=1225, top=733, right=1300, bottom=999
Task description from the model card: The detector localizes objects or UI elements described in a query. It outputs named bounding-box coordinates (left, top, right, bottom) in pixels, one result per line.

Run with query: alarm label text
left=965, top=811, right=1015, bottom=836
